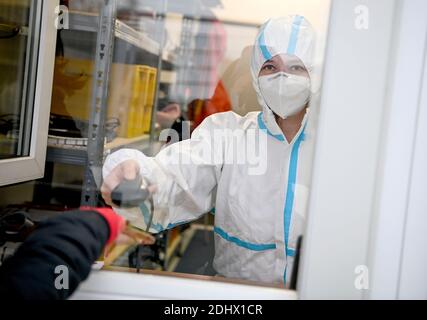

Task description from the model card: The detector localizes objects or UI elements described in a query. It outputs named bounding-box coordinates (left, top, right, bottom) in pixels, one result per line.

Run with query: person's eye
left=262, top=64, right=276, bottom=71
left=290, top=65, right=306, bottom=72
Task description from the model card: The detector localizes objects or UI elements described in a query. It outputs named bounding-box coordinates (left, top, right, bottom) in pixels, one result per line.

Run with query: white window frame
left=71, top=270, right=298, bottom=300
left=299, top=0, right=427, bottom=299
left=367, top=0, right=427, bottom=299
left=29, top=0, right=423, bottom=300
left=0, top=0, right=58, bottom=186
left=72, top=0, right=402, bottom=299
left=397, top=48, right=427, bottom=299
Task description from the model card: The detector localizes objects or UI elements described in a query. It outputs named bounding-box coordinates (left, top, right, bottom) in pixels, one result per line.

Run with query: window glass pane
left=0, top=0, right=331, bottom=292
left=105, top=0, right=332, bottom=287
left=0, top=0, right=40, bottom=159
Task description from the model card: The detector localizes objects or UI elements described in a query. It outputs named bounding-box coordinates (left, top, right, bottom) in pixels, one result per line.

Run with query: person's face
left=259, top=54, right=309, bottom=78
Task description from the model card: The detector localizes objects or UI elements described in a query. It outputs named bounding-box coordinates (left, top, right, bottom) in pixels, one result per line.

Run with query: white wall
left=214, top=0, right=331, bottom=75
left=214, top=0, right=331, bottom=27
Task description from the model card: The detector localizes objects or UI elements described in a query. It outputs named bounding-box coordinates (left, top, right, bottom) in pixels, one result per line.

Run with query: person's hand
left=101, top=159, right=140, bottom=207
left=157, top=103, right=181, bottom=129
left=117, top=224, right=156, bottom=246
left=104, top=223, right=156, bottom=259
left=80, top=206, right=156, bottom=258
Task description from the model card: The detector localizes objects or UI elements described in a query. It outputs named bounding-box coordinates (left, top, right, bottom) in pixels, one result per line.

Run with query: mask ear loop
left=302, top=74, right=313, bottom=108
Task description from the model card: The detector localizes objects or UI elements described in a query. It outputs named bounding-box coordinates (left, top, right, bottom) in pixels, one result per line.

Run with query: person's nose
left=273, top=71, right=289, bottom=79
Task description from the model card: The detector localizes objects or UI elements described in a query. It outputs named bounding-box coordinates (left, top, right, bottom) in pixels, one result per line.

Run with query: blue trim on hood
left=287, top=15, right=304, bottom=55
left=258, top=29, right=272, bottom=61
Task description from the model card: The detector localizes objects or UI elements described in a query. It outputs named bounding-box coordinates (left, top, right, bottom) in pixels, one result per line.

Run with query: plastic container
left=51, top=57, right=157, bottom=138
left=109, top=64, right=157, bottom=138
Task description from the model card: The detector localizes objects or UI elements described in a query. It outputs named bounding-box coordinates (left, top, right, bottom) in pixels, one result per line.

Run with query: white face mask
left=258, top=72, right=311, bottom=119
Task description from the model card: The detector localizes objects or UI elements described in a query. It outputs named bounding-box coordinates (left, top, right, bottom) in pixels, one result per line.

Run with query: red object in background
left=188, top=80, right=232, bottom=129
left=186, top=18, right=230, bottom=130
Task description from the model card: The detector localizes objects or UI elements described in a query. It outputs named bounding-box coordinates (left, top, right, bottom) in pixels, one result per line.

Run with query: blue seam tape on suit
left=140, top=203, right=164, bottom=232
left=214, top=227, right=276, bottom=251
left=258, top=112, right=285, bottom=141
left=283, top=125, right=305, bottom=283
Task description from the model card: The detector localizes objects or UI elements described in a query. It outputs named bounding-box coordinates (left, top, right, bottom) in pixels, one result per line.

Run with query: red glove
left=79, top=207, right=126, bottom=246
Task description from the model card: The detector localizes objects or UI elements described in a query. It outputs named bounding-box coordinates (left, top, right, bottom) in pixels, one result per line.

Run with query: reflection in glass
left=0, top=0, right=331, bottom=290
left=0, top=0, right=39, bottom=159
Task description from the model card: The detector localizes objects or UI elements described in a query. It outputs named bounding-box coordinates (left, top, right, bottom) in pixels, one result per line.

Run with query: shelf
left=105, top=134, right=150, bottom=150
left=68, top=11, right=160, bottom=56
left=66, top=11, right=176, bottom=71
left=47, top=134, right=150, bottom=165
left=115, top=19, right=160, bottom=56
left=160, top=70, right=177, bottom=84
left=46, top=146, right=87, bottom=166
left=162, top=51, right=177, bottom=70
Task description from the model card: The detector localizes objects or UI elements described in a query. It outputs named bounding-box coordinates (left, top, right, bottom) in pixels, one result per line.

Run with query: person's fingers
left=156, top=111, right=176, bottom=129
left=101, top=160, right=140, bottom=205
left=147, top=184, right=157, bottom=194
left=115, top=233, right=136, bottom=245
left=100, top=186, right=111, bottom=206
left=122, top=159, right=139, bottom=180
left=102, top=194, right=117, bottom=208
left=102, top=167, right=123, bottom=193
left=161, top=104, right=176, bottom=113
left=115, top=230, right=155, bottom=246
left=159, top=112, right=177, bottom=121
left=122, top=228, right=155, bottom=245
left=162, top=103, right=181, bottom=116
left=136, top=233, right=156, bottom=245
left=100, top=182, right=118, bottom=206
left=100, top=183, right=111, bottom=199
left=104, top=242, right=113, bottom=259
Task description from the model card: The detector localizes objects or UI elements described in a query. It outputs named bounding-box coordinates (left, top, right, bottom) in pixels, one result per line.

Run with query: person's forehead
left=262, top=54, right=304, bottom=66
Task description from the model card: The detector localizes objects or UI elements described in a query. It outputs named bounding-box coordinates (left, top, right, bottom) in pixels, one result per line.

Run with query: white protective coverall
left=103, top=15, right=317, bottom=286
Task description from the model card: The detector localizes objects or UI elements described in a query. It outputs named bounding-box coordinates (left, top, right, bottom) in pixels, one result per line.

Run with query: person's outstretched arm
left=0, top=209, right=123, bottom=300
left=101, top=112, right=244, bottom=232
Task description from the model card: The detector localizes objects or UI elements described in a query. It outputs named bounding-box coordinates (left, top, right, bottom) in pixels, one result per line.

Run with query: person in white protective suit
left=101, top=15, right=317, bottom=286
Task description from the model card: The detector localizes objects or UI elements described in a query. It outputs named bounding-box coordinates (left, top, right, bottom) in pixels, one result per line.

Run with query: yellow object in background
left=51, top=57, right=157, bottom=138
left=129, top=66, right=157, bottom=136
left=50, top=57, right=93, bottom=121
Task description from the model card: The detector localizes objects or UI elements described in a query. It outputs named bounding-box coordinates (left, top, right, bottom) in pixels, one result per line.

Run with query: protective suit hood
left=251, top=15, right=316, bottom=136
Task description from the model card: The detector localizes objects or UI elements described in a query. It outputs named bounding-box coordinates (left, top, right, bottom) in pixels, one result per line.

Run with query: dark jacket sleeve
left=0, top=210, right=110, bottom=300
